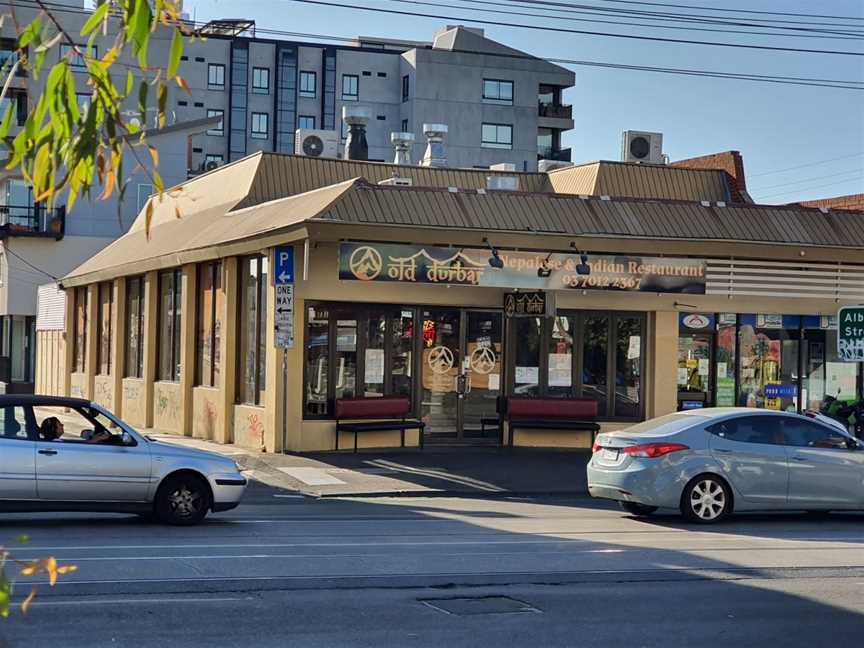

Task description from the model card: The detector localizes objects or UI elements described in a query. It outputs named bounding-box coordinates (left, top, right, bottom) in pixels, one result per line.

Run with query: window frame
left=157, top=269, right=183, bottom=383
left=59, top=43, right=94, bottom=71
left=482, top=78, right=514, bottom=105
left=298, top=115, right=316, bottom=130
left=481, top=122, right=513, bottom=150
left=341, top=74, right=359, bottom=101
left=207, top=63, right=225, bottom=89
left=299, top=70, right=317, bottom=98
left=251, top=67, right=270, bottom=94
left=401, top=74, right=409, bottom=102
left=206, top=109, right=224, bottom=136
left=96, top=282, right=113, bottom=376
left=195, top=261, right=222, bottom=388
left=706, top=415, right=785, bottom=446
left=237, top=255, right=268, bottom=406
left=250, top=111, right=269, bottom=139
left=124, top=276, right=145, bottom=379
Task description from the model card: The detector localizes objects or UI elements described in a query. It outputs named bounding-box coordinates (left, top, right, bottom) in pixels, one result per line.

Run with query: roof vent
left=379, top=176, right=413, bottom=187
left=716, top=201, right=726, bottom=208
left=819, top=207, right=830, bottom=214
left=343, top=105, right=371, bottom=161
left=391, top=132, right=415, bottom=165
left=487, top=176, right=519, bottom=191
left=700, top=200, right=711, bottom=207
left=420, top=123, right=448, bottom=167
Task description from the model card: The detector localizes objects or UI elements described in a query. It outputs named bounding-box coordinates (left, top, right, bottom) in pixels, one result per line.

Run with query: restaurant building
left=48, top=151, right=864, bottom=452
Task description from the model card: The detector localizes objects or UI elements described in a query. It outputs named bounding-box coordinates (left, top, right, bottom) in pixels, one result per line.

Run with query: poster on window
left=364, top=349, right=385, bottom=384
left=515, top=366, right=539, bottom=384
left=826, top=362, right=858, bottom=400
left=548, top=354, right=572, bottom=387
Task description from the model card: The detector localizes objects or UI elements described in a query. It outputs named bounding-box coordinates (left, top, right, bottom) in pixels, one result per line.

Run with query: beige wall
left=234, top=404, right=267, bottom=450
left=69, top=372, right=87, bottom=399
left=93, top=374, right=114, bottom=412
left=121, top=378, right=147, bottom=427
left=152, top=381, right=183, bottom=433
left=192, top=387, right=221, bottom=440
left=35, top=330, right=66, bottom=396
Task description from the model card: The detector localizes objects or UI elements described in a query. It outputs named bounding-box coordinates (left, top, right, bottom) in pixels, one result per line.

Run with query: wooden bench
left=505, top=396, right=600, bottom=447
left=335, top=396, right=425, bottom=452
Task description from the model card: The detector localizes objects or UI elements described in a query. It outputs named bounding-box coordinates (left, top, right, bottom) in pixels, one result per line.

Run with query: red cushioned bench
left=506, top=396, right=600, bottom=447
left=334, top=396, right=425, bottom=452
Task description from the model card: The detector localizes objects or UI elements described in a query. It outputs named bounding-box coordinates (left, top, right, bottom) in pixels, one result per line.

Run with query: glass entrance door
left=420, top=309, right=504, bottom=443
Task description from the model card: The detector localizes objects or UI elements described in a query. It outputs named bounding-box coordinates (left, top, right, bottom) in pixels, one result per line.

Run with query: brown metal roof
left=232, top=152, right=552, bottom=209
left=547, top=161, right=733, bottom=202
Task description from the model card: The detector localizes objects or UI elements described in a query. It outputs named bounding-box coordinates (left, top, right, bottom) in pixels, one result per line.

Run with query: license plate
left=601, top=448, right=619, bottom=461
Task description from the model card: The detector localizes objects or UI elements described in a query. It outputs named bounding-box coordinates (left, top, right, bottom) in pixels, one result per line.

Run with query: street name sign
left=274, top=245, right=295, bottom=348
left=838, top=306, right=864, bottom=361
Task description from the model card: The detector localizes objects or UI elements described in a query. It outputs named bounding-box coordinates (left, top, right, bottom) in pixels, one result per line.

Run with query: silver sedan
left=588, top=407, right=864, bottom=523
left=0, top=395, right=247, bottom=525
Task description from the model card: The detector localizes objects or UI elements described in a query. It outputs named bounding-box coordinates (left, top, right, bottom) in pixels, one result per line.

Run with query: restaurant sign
left=504, top=291, right=556, bottom=318
left=339, top=243, right=706, bottom=294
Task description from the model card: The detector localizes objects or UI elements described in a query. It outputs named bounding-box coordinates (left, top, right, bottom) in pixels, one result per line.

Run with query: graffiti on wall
left=247, top=413, right=264, bottom=448
left=198, top=399, right=218, bottom=439
left=94, top=380, right=112, bottom=408
left=155, top=387, right=181, bottom=425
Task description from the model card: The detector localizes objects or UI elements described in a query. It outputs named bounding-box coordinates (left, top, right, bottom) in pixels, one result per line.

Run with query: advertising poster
left=716, top=377, right=736, bottom=407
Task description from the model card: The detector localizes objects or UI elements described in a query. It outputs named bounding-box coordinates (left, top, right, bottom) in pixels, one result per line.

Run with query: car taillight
left=622, top=443, right=689, bottom=458
left=591, top=441, right=601, bottom=453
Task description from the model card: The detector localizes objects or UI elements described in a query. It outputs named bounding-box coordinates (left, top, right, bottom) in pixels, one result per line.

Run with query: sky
left=181, top=0, right=864, bottom=205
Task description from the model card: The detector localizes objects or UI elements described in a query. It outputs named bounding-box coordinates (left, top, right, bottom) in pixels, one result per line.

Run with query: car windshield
left=618, top=412, right=707, bottom=436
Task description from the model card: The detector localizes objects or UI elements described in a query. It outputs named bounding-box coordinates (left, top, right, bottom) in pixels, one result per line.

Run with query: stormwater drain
left=419, top=596, right=541, bottom=616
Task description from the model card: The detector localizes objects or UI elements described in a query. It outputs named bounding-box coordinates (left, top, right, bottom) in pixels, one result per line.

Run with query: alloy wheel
left=168, top=484, right=203, bottom=519
left=689, top=478, right=726, bottom=521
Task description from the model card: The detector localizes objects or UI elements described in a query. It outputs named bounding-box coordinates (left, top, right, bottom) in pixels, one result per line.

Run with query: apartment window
left=376, top=115, right=385, bottom=121
left=400, top=119, right=408, bottom=132
left=204, top=154, right=223, bottom=167
left=96, top=282, right=113, bottom=376
left=0, top=91, right=26, bottom=127
left=59, top=43, right=93, bottom=70
left=72, top=287, right=88, bottom=373
left=401, top=75, right=409, bottom=102
left=238, top=256, right=268, bottom=405
left=299, top=71, right=316, bottom=98
left=137, top=183, right=153, bottom=213
left=252, top=67, right=270, bottom=94
left=298, top=115, right=316, bottom=130
left=481, top=123, right=513, bottom=149
left=251, top=112, right=269, bottom=139
left=207, top=63, right=225, bottom=89
left=206, top=109, right=224, bottom=136
left=377, top=72, right=387, bottom=78
left=125, top=276, right=144, bottom=379
left=362, top=71, right=371, bottom=77
left=341, top=74, right=359, bottom=101
left=178, top=100, right=188, bottom=107
left=158, top=269, right=182, bottom=382
left=483, top=79, right=513, bottom=105
left=196, top=261, right=223, bottom=388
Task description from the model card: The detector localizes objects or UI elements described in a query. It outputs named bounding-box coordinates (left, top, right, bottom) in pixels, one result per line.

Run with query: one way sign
left=274, top=284, right=294, bottom=349
left=274, top=245, right=294, bottom=285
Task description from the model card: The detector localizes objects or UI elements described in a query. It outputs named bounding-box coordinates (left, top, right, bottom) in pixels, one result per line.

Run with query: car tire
left=620, top=502, right=658, bottom=516
left=155, top=474, right=211, bottom=526
left=681, top=474, right=732, bottom=524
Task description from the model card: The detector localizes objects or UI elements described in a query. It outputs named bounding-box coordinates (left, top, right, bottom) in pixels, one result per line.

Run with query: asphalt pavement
left=1, top=486, right=863, bottom=647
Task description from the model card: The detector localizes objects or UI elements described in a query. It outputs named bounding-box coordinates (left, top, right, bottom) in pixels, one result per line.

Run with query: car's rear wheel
left=155, top=474, right=211, bottom=525
left=681, top=475, right=731, bottom=524
left=620, top=501, right=658, bottom=516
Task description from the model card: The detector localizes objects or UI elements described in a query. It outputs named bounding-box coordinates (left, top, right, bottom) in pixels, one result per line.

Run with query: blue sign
left=274, top=246, right=294, bottom=285
left=764, top=384, right=798, bottom=399
left=681, top=400, right=704, bottom=410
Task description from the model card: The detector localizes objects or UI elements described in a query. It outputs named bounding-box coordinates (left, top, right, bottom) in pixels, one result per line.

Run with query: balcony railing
left=0, top=204, right=65, bottom=239
left=537, top=147, right=572, bottom=162
left=538, top=102, right=572, bottom=119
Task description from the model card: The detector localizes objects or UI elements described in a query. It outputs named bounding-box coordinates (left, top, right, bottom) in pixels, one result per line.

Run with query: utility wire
left=559, top=0, right=864, bottom=22
left=403, top=0, right=863, bottom=40
left=1, top=244, right=59, bottom=281
left=282, top=0, right=864, bottom=56
left=751, top=168, right=864, bottom=191
left=758, top=178, right=864, bottom=200
left=750, top=152, right=864, bottom=177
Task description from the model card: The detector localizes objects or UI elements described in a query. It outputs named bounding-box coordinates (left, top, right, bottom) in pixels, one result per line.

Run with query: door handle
left=714, top=448, right=733, bottom=453
left=791, top=456, right=808, bottom=462
left=38, top=448, right=58, bottom=456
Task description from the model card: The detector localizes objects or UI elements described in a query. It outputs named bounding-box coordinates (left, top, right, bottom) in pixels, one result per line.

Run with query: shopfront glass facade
left=678, top=313, right=862, bottom=413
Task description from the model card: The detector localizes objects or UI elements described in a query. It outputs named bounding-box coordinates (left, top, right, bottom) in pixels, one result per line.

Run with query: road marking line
left=272, top=494, right=306, bottom=498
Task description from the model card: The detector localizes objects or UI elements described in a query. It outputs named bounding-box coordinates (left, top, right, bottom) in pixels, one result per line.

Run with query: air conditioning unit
left=621, top=130, right=664, bottom=164
left=295, top=129, right=339, bottom=158
left=204, top=160, right=220, bottom=172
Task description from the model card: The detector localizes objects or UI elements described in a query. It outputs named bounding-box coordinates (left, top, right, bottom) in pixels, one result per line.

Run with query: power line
left=758, top=177, right=864, bottom=201
left=569, top=0, right=864, bottom=22
left=407, top=0, right=863, bottom=40
left=751, top=168, right=864, bottom=191
left=283, top=0, right=864, bottom=56
left=2, top=244, right=59, bottom=282
left=750, top=152, right=864, bottom=177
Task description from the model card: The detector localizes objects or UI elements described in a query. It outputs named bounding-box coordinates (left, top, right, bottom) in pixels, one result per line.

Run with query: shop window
left=582, top=315, right=609, bottom=415
left=547, top=315, right=574, bottom=396
left=125, top=276, right=144, bottom=379
left=96, top=282, right=113, bottom=376
left=238, top=256, right=268, bottom=405
left=803, top=325, right=857, bottom=411
left=158, top=269, right=183, bottom=382
left=72, top=286, right=88, bottom=373
left=715, top=314, right=737, bottom=407
left=614, top=317, right=643, bottom=418
left=196, top=261, right=222, bottom=388
left=738, top=315, right=800, bottom=410
left=514, top=318, right=541, bottom=396
left=304, top=303, right=415, bottom=417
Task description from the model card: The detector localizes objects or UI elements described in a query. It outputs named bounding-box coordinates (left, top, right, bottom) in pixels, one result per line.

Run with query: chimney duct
left=342, top=106, right=371, bottom=161
left=420, top=123, right=448, bottom=167
left=391, top=132, right=415, bottom=165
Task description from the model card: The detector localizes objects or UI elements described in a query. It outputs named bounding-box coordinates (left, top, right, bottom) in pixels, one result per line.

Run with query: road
left=1, top=485, right=864, bottom=646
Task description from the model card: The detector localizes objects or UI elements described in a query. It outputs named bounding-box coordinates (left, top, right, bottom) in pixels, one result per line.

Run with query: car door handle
left=714, top=448, right=733, bottom=453
left=791, top=456, right=808, bottom=462
left=38, top=449, right=58, bottom=456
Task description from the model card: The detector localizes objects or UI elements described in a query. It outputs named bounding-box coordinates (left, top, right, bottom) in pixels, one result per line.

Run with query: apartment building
left=179, top=21, right=574, bottom=172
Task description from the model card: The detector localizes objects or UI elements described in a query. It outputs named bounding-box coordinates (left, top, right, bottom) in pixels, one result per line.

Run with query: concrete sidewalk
left=147, top=433, right=591, bottom=498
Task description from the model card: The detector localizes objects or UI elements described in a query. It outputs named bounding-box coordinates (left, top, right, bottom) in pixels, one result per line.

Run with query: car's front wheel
left=619, top=501, right=658, bottom=516
left=155, top=474, right=211, bottom=525
left=681, top=475, right=731, bottom=524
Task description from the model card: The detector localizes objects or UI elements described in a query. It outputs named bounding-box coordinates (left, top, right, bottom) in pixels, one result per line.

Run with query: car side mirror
left=120, top=432, right=135, bottom=447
